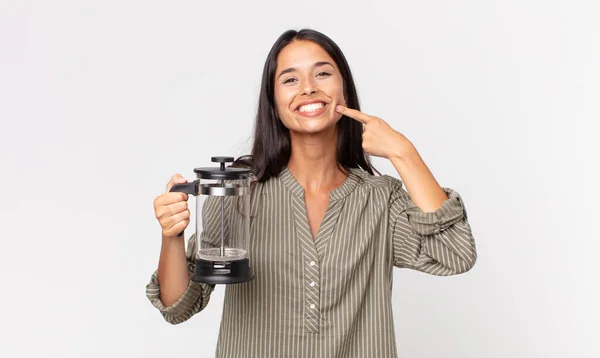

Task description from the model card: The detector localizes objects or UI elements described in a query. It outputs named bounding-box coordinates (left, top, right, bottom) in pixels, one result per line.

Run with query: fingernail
left=336, top=105, right=343, bottom=112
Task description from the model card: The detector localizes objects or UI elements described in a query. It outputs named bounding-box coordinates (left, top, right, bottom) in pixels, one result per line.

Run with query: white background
left=1, top=0, right=598, bottom=357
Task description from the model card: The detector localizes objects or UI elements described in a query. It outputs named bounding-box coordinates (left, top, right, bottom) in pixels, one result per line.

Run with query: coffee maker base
left=192, top=258, right=254, bottom=284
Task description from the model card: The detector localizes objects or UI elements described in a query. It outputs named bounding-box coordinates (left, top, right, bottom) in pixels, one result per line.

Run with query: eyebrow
left=277, top=61, right=335, bottom=79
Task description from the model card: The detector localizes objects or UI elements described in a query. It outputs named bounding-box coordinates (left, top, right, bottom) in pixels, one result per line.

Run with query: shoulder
left=349, top=168, right=403, bottom=192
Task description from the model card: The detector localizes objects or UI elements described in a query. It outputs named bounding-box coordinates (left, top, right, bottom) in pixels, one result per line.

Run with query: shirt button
left=310, top=282, right=315, bottom=287
left=310, top=261, right=316, bottom=266
left=310, top=304, right=316, bottom=309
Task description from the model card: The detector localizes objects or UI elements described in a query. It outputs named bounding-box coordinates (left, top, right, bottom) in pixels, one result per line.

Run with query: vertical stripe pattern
left=146, top=167, right=477, bottom=357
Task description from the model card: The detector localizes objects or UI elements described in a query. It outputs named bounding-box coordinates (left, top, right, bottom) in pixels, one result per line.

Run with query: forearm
left=390, top=144, right=448, bottom=213
left=157, top=235, right=191, bottom=307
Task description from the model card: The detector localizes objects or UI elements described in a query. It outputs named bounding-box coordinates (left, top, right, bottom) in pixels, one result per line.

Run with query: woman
left=147, top=29, right=477, bottom=358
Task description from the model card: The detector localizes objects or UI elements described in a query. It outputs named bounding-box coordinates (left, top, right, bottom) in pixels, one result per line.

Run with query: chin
left=284, top=113, right=336, bottom=133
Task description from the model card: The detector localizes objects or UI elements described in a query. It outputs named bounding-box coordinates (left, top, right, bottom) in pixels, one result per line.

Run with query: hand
left=153, top=174, right=191, bottom=238
left=336, top=105, right=415, bottom=160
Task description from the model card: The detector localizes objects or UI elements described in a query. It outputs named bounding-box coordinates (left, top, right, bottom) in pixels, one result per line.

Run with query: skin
left=154, top=175, right=191, bottom=307
left=153, top=39, right=449, bottom=306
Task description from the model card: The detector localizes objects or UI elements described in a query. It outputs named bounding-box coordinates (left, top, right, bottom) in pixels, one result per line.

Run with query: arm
left=389, top=144, right=476, bottom=275
left=333, top=105, right=476, bottom=274
left=146, top=233, right=215, bottom=324
left=389, top=143, right=449, bottom=213
left=157, top=234, right=191, bottom=307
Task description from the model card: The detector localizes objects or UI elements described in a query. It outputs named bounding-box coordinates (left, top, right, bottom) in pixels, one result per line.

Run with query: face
left=273, top=40, right=346, bottom=135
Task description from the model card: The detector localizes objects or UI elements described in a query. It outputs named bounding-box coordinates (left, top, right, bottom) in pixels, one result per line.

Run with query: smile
left=296, top=102, right=327, bottom=117
left=298, top=102, right=325, bottom=113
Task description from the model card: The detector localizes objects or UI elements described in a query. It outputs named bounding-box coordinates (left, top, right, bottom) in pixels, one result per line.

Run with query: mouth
left=296, top=101, right=328, bottom=117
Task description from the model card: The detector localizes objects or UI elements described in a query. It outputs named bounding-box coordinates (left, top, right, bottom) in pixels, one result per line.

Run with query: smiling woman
left=147, top=28, right=477, bottom=358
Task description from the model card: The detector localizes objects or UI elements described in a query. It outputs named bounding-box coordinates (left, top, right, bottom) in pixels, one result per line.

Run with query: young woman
left=148, top=29, right=477, bottom=358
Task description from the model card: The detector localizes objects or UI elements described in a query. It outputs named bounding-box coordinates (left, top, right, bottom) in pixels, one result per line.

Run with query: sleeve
left=145, top=232, right=215, bottom=325
left=388, top=177, right=477, bottom=275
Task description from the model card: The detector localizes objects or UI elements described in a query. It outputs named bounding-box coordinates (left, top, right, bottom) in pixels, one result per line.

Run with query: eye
left=316, top=72, right=331, bottom=77
left=283, top=78, right=297, bottom=84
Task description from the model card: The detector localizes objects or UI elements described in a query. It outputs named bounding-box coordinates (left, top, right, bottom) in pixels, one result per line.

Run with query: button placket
left=304, top=257, right=320, bottom=333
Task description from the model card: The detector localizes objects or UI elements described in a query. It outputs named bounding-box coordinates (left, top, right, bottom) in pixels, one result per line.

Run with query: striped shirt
left=146, top=167, right=477, bottom=357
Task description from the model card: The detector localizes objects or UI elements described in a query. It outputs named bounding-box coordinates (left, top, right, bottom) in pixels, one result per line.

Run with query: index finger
left=336, top=105, right=371, bottom=124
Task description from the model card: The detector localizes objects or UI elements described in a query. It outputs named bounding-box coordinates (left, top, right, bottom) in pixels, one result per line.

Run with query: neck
left=287, top=128, right=348, bottom=193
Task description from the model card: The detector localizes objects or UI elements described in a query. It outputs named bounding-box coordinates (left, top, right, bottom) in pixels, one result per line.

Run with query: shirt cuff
left=404, top=187, right=467, bottom=235
left=145, top=271, right=208, bottom=319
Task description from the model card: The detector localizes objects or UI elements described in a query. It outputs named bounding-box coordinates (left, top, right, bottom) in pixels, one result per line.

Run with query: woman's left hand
left=335, top=105, right=415, bottom=160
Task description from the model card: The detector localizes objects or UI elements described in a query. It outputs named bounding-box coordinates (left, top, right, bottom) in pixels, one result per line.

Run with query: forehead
left=276, top=40, right=337, bottom=70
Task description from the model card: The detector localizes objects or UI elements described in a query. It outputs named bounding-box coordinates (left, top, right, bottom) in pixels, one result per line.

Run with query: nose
left=301, top=87, right=318, bottom=96
left=300, top=78, right=318, bottom=96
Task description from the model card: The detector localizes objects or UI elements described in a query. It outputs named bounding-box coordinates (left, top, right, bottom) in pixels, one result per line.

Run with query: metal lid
left=193, top=156, right=251, bottom=180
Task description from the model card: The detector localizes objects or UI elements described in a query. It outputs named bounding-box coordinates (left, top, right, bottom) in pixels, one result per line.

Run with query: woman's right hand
left=153, top=174, right=191, bottom=238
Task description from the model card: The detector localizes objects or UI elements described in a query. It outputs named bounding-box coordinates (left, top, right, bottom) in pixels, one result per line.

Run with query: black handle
left=169, top=181, right=198, bottom=195
left=169, top=181, right=198, bottom=237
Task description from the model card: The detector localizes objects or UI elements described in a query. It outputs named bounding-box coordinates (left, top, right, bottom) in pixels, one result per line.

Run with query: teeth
left=298, top=102, right=325, bottom=113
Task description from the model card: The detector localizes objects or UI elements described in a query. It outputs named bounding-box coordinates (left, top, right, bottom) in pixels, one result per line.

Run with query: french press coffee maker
left=170, top=156, right=253, bottom=284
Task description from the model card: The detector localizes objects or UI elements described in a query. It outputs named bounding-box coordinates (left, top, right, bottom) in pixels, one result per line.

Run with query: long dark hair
left=233, top=29, right=377, bottom=181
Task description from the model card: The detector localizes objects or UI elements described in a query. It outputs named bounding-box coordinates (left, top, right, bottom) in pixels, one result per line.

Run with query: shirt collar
left=278, top=166, right=362, bottom=201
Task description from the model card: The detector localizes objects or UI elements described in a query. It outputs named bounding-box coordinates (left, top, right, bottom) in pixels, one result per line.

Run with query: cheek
left=329, top=80, right=346, bottom=106
left=332, top=83, right=346, bottom=121
left=274, top=88, right=291, bottom=118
